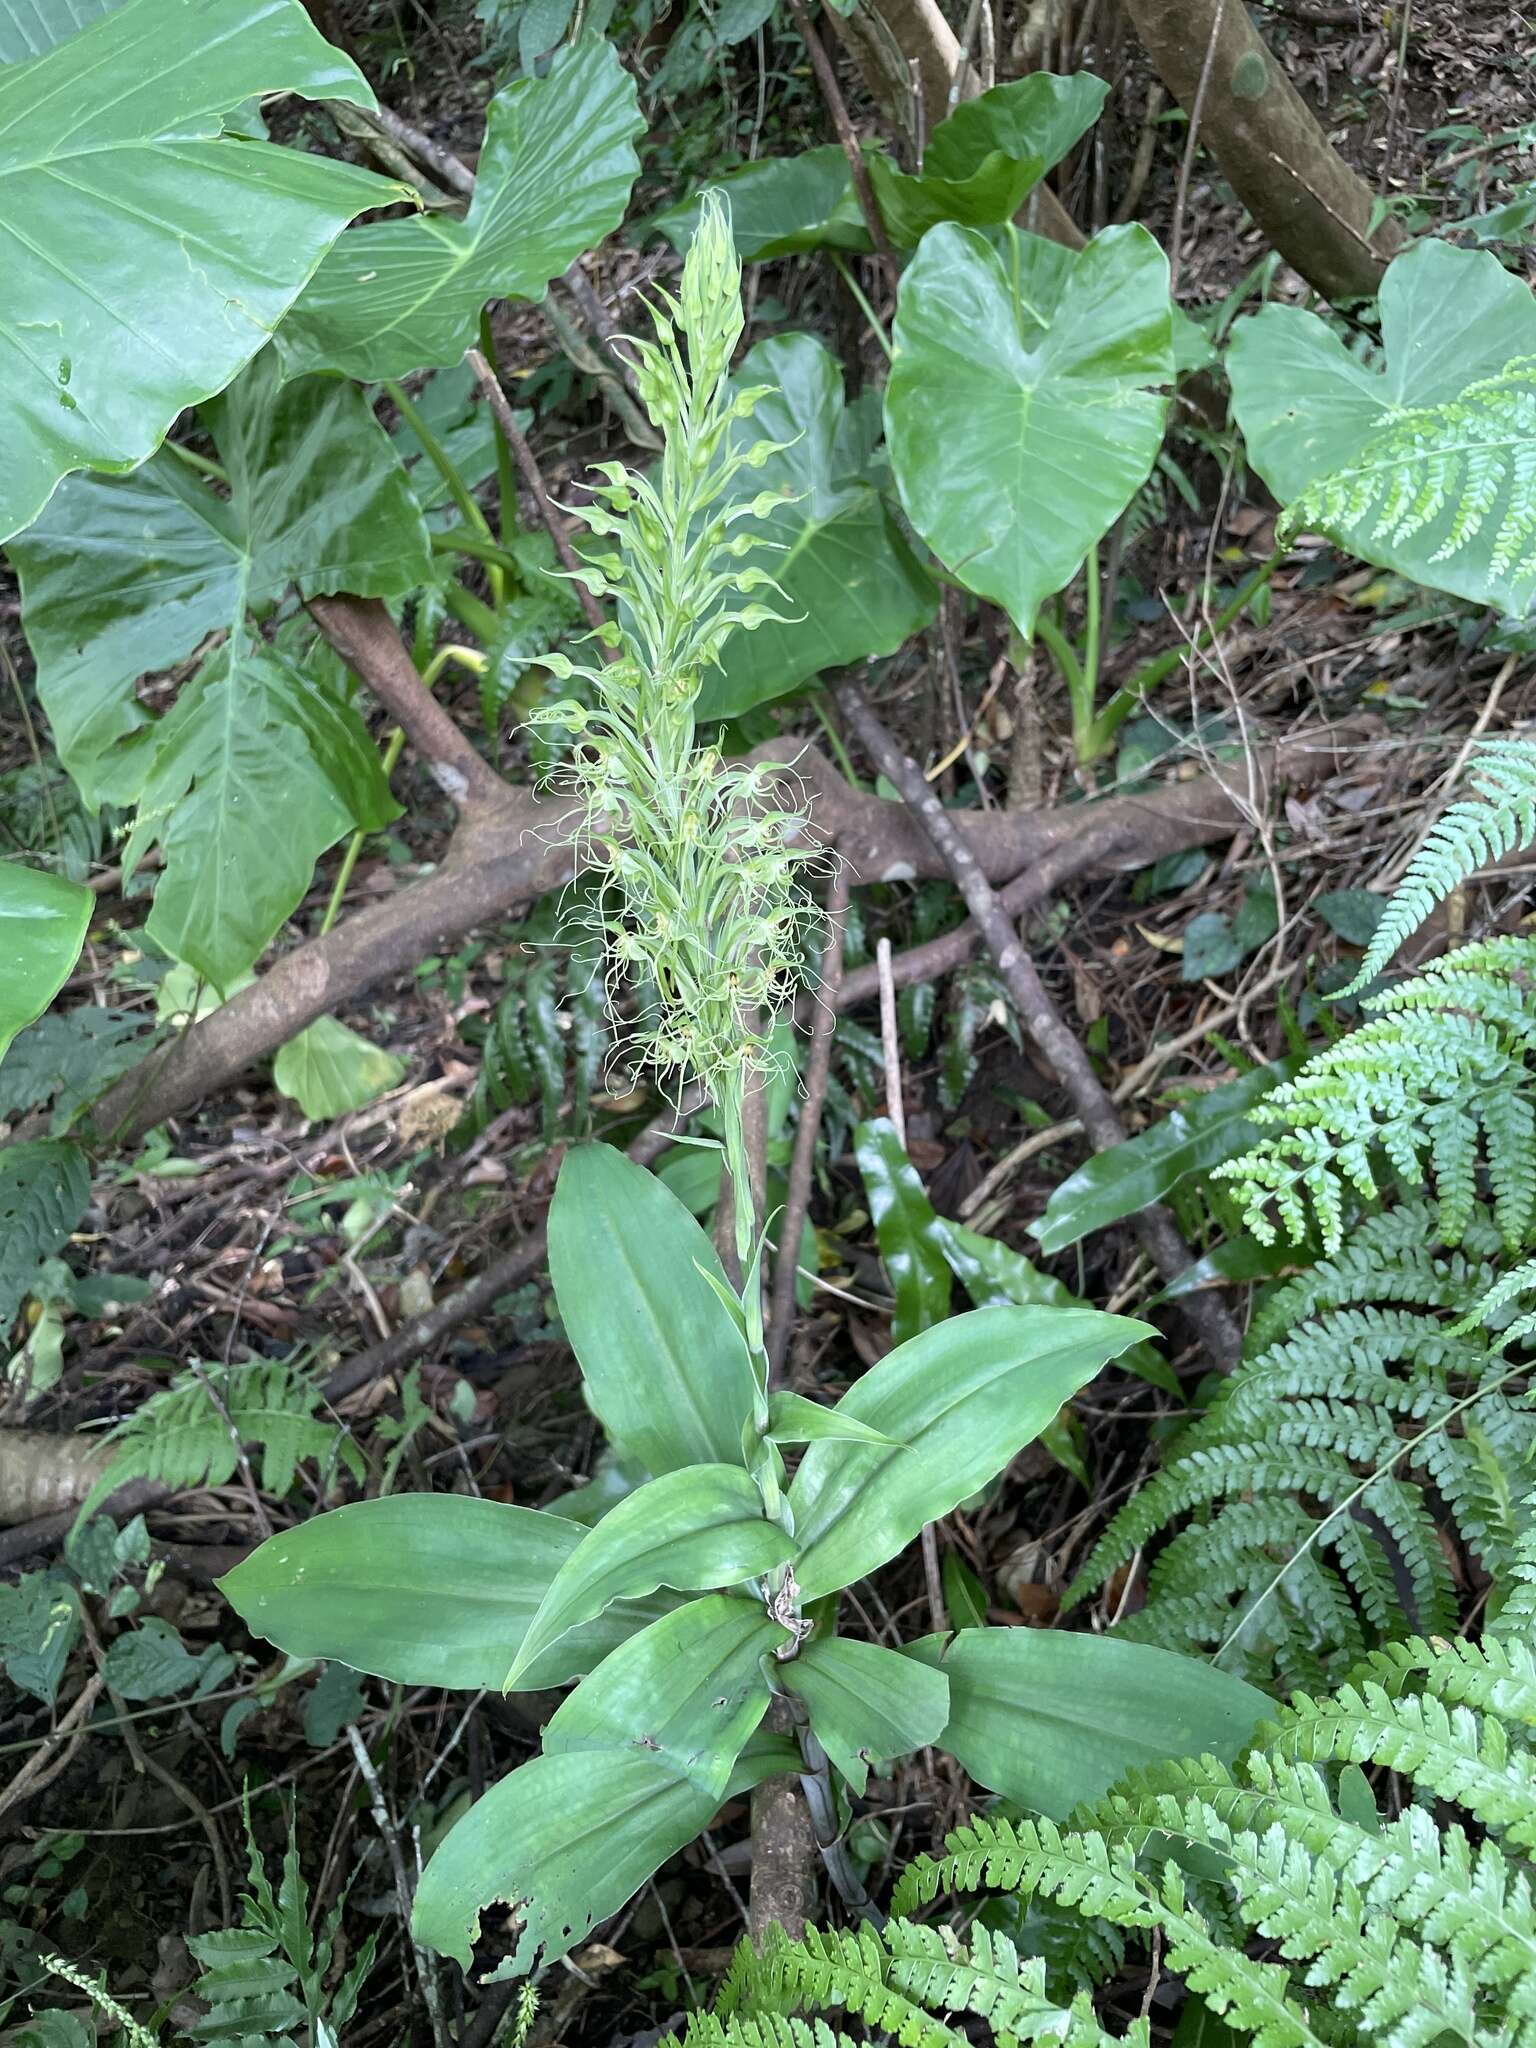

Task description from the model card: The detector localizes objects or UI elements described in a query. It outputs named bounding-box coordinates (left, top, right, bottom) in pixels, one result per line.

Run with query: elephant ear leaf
left=274, top=39, right=644, bottom=380
left=0, top=0, right=404, bottom=544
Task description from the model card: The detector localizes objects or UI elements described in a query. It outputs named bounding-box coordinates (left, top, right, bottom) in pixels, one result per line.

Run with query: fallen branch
left=85, top=598, right=1357, bottom=1139
left=835, top=677, right=1244, bottom=1372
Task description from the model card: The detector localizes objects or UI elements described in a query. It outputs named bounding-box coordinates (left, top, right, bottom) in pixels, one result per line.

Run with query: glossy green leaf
left=508, top=1466, right=794, bottom=1684
left=697, top=334, right=937, bottom=719
left=942, top=1548, right=989, bottom=1630
left=15, top=354, right=420, bottom=985
left=0, top=0, right=402, bottom=544
left=784, top=1633, right=948, bottom=1793
left=765, top=1390, right=901, bottom=1448
left=411, top=1747, right=720, bottom=1973
left=119, top=635, right=396, bottom=990
left=870, top=73, right=1107, bottom=246
left=548, top=1145, right=761, bottom=1475
left=855, top=1116, right=952, bottom=1345
left=1033, top=1059, right=1300, bottom=1256
left=886, top=224, right=1173, bottom=637
left=15, top=348, right=430, bottom=810
left=0, top=0, right=121, bottom=62
left=1227, top=240, right=1536, bottom=614
left=277, top=41, right=643, bottom=380
left=649, top=146, right=871, bottom=262
left=413, top=1595, right=785, bottom=1971
left=788, top=1305, right=1149, bottom=1599
left=0, top=863, right=90, bottom=1065
left=272, top=1016, right=406, bottom=1121
left=907, top=1628, right=1270, bottom=1816
left=218, top=1496, right=672, bottom=1692
left=0, top=1139, right=89, bottom=1329
left=544, top=1594, right=785, bottom=1792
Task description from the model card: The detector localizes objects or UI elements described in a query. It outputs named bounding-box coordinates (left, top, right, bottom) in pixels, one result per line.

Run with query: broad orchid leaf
left=856, top=1116, right=951, bottom=1345
left=271, top=1016, right=406, bottom=1121
left=0, top=863, right=90, bottom=1066
left=870, top=73, right=1107, bottom=246
left=414, top=1595, right=785, bottom=1972
left=788, top=1304, right=1150, bottom=1599
left=508, top=1467, right=795, bottom=1685
left=276, top=40, right=643, bottom=380
left=1033, top=1059, right=1302, bottom=1257
left=544, top=1594, right=785, bottom=1792
left=785, top=1633, right=948, bottom=1793
left=0, top=0, right=403, bottom=544
left=548, top=1145, right=761, bottom=1474
left=411, top=1748, right=720, bottom=1974
left=698, top=333, right=938, bottom=719
left=764, top=1390, right=901, bottom=1448
left=906, top=1628, right=1270, bottom=1816
left=649, top=146, right=872, bottom=262
left=886, top=223, right=1173, bottom=637
left=1228, top=240, right=1536, bottom=614
left=218, top=1496, right=674, bottom=1692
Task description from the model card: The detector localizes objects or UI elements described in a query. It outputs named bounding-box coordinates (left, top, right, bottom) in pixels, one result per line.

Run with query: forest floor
left=2, top=1, right=1535, bottom=2042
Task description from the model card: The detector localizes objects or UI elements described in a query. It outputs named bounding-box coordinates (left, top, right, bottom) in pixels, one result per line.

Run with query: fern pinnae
left=1343, top=738, right=1536, bottom=991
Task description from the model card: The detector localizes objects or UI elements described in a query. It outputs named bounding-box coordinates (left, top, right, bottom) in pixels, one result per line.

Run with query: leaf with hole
left=276, top=41, right=643, bottom=380
left=414, top=1597, right=785, bottom=1971
left=0, top=0, right=403, bottom=544
left=886, top=223, right=1173, bottom=637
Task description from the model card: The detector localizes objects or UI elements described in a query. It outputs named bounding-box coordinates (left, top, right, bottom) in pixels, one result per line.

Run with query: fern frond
left=1343, top=737, right=1536, bottom=988
left=1217, top=939, right=1536, bottom=1251
left=852, top=1639, right=1536, bottom=2048
left=1067, top=1212, right=1536, bottom=1687
left=75, top=1358, right=361, bottom=1528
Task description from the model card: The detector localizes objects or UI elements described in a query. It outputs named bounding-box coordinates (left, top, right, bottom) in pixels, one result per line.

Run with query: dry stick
left=563, top=259, right=647, bottom=408
left=1165, top=0, right=1224, bottom=301
left=834, top=678, right=1243, bottom=1373
left=783, top=0, right=898, bottom=274
left=767, top=868, right=851, bottom=1384
left=0, top=1672, right=104, bottom=1824
left=347, top=1725, right=450, bottom=2048
left=463, top=344, right=615, bottom=650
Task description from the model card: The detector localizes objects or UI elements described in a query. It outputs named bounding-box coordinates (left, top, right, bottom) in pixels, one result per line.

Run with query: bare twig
left=875, top=937, right=906, bottom=1148
left=464, top=345, right=614, bottom=648
left=347, top=1725, right=449, bottom=2048
left=835, top=677, right=1243, bottom=1371
left=784, top=0, right=898, bottom=274
left=768, top=869, right=851, bottom=1382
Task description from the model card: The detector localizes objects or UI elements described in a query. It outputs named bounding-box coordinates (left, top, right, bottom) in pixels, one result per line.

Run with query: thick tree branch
left=1123, top=0, right=1400, bottom=301
left=87, top=596, right=1358, bottom=1140
left=307, top=595, right=512, bottom=813
left=835, top=678, right=1244, bottom=1372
